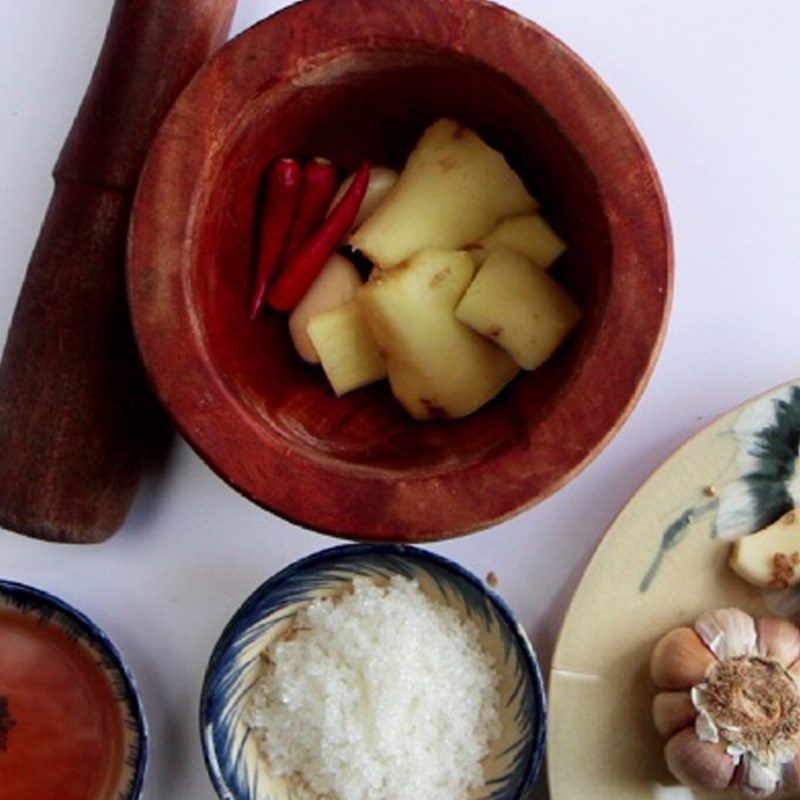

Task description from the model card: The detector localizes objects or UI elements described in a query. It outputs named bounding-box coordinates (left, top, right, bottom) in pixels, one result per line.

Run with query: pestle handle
left=0, top=0, right=237, bottom=543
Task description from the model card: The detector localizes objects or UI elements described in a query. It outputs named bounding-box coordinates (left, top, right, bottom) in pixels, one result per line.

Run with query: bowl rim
left=128, top=0, right=673, bottom=542
left=0, top=578, right=148, bottom=799
left=199, top=542, right=547, bottom=800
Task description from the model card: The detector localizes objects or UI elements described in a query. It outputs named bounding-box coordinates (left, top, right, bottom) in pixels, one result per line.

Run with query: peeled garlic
left=695, top=608, right=757, bottom=661
left=329, top=167, right=399, bottom=230
left=664, top=728, right=735, bottom=791
left=651, top=627, right=716, bottom=690
left=288, top=254, right=362, bottom=363
left=653, top=692, right=696, bottom=738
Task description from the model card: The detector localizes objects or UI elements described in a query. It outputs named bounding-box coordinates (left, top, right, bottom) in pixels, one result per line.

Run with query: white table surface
left=2, top=1, right=800, bottom=797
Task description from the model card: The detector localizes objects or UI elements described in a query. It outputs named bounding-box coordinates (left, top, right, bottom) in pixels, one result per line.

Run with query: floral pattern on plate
left=642, top=384, right=800, bottom=592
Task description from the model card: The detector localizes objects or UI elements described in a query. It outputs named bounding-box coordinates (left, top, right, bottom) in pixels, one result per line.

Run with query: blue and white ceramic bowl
left=0, top=579, right=147, bottom=798
left=201, top=544, right=546, bottom=800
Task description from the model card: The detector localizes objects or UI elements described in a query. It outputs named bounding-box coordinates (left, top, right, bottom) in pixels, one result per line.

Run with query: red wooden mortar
left=0, top=0, right=236, bottom=543
left=129, top=0, right=673, bottom=542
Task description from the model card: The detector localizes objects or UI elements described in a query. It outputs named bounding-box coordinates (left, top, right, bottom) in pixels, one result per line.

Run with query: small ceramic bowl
left=0, top=579, right=147, bottom=798
left=200, top=544, right=545, bottom=800
left=128, top=0, right=672, bottom=541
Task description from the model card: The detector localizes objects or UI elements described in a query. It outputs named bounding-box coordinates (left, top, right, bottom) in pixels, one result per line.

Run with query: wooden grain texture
left=0, top=0, right=237, bottom=543
left=128, top=0, right=673, bottom=542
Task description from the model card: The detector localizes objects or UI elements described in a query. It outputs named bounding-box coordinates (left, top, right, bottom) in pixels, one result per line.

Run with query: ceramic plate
left=549, top=380, right=800, bottom=800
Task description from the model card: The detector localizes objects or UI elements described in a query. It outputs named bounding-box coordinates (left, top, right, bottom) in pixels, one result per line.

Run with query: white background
left=1, top=2, right=800, bottom=798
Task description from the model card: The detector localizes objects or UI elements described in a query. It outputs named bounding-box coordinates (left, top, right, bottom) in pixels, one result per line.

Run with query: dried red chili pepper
left=285, top=157, right=337, bottom=258
left=267, top=162, right=371, bottom=312
left=248, top=158, right=302, bottom=320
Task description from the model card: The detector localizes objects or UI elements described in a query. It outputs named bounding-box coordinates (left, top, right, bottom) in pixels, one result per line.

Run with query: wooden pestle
left=0, top=0, right=237, bottom=543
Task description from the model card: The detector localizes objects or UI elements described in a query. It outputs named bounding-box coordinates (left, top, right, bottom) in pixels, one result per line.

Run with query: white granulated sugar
left=247, top=575, right=501, bottom=800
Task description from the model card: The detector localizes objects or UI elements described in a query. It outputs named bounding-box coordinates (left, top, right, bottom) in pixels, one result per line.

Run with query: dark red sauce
left=0, top=609, right=125, bottom=799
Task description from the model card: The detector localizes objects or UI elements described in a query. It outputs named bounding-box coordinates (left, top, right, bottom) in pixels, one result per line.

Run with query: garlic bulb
left=651, top=609, right=800, bottom=797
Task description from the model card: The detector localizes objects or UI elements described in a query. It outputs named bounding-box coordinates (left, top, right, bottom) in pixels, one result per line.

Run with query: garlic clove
left=330, top=167, right=399, bottom=230
left=288, top=254, right=362, bottom=363
left=757, top=617, right=800, bottom=668
left=734, top=753, right=780, bottom=799
left=695, top=608, right=757, bottom=661
left=664, top=728, right=736, bottom=790
left=653, top=691, right=696, bottom=739
left=651, top=627, right=716, bottom=690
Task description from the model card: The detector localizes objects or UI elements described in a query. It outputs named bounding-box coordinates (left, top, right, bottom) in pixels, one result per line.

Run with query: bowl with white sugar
left=200, top=544, right=545, bottom=800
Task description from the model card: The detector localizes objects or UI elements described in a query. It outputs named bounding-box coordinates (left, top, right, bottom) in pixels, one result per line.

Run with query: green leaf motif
left=715, top=386, right=800, bottom=539
left=642, top=385, right=800, bottom=592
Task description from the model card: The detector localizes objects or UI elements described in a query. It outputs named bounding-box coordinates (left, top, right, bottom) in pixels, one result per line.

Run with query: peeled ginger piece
left=456, top=246, right=581, bottom=370
left=349, top=119, right=538, bottom=268
left=357, top=249, right=518, bottom=420
left=307, top=300, right=387, bottom=396
left=471, top=214, right=566, bottom=268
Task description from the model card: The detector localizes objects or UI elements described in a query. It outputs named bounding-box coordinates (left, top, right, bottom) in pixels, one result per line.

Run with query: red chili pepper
left=248, top=157, right=302, bottom=320
left=267, top=162, right=371, bottom=312
left=285, top=158, right=337, bottom=259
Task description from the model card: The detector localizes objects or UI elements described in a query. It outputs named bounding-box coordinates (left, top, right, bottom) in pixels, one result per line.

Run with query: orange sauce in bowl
left=0, top=608, right=126, bottom=799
